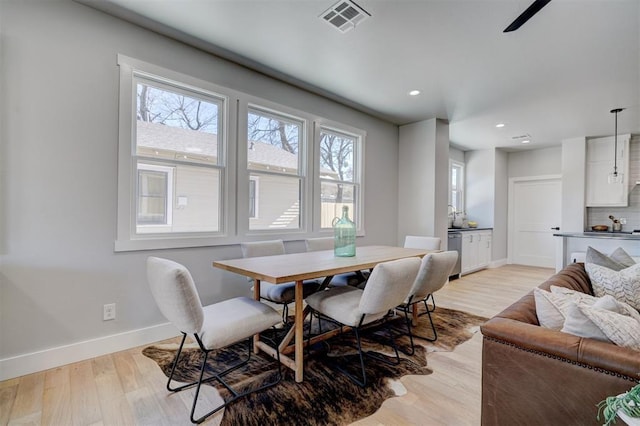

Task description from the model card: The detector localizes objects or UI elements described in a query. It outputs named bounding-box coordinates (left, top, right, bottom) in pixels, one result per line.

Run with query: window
left=133, top=77, right=224, bottom=235
left=449, top=160, right=465, bottom=212
left=246, top=107, right=305, bottom=230
left=318, top=126, right=363, bottom=230
left=116, top=55, right=365, bottom=250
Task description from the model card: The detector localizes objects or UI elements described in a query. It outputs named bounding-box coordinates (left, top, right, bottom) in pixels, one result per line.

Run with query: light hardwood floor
left=1, top=264, right=554, bottom=426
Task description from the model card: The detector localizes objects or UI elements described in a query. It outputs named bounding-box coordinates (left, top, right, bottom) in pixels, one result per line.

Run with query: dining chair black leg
left=400, top=307, right=416, bottom=356
left=167, top=333, right=199, bottom=392
left=365, top=319, right=402, bottom=366
left=426, top=293, right=436, bottom=312
left=187, top=335, right=282, bottom=424
left=334, top=326, right=368, bottom=387
left=410, top=304, right=438, bottom=342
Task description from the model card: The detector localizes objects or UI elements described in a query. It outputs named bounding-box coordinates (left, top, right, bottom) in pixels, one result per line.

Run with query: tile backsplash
left=587, top=135, right=640, bottom=232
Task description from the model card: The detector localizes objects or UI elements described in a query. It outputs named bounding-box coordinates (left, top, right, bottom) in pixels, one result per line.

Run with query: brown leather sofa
left=480, top=263, right=640, bottom=426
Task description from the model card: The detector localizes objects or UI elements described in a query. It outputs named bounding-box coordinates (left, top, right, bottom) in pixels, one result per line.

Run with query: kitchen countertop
left=448, top=227, right=493, bottom=232
left=553, top=232, right=640, bottom=241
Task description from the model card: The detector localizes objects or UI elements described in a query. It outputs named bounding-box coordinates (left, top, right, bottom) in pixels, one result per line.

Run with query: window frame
left=237, top=99, right=312, bottom=237
left=314, top=120, right=365, bottom=235
left=116, top=55, right=238, bottom=251
left=115, top=55, right=366, bottom=251
left=248, top=176, right=259, bottom=219
left=449, top=159, right=465, bottom=213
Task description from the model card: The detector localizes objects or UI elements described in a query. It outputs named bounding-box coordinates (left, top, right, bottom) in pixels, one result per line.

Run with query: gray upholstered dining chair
left=146, top=256, right=282, bottom=424
left=305, top=257, right=421, bottom=387
left=404, top=235, right=441, bottom=250
left=304, top=237, right=368, bottom=287
left=403, top=235, right=442, bottom=310
left=396, top=251, right=458, bottom=355
left=241, top=239, right=321, bottom=322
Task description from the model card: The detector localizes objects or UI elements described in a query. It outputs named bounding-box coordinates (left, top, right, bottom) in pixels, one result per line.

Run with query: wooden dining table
left=213, top=245, right=430, bottom=382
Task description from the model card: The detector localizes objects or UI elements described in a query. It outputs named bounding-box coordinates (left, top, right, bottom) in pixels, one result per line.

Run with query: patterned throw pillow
left=574, top=303, right=640, bottom=350
left=534, top=288, right=570, bottom=330
left=550, top=286, right=640, bottom=322
left=585, top=263, right=640, bottom=311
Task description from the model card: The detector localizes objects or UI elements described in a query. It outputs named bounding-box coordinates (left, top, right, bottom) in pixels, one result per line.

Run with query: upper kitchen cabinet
left=586, top=134, right=631, bottom=207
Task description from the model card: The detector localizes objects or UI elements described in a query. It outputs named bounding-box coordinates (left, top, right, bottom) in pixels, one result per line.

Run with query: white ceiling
left=81, top=0, right=639, bottom=152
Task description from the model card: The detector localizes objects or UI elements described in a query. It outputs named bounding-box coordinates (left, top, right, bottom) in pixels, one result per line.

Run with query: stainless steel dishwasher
left=447, top=232, right=462, bottom=279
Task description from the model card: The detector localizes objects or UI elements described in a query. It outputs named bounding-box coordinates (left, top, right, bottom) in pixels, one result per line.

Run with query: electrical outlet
left=103, top=303, right=116, bottom=321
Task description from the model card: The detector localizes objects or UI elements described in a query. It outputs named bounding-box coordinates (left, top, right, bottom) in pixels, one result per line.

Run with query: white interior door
left=509, top=176, right=561, bottom=268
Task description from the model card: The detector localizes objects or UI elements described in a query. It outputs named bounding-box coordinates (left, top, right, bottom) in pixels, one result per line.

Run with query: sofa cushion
left=586, top=263, right=640, bottom=311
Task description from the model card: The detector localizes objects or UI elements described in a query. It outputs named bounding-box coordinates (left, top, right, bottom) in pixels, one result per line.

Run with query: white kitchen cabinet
left=461, top=230, right=492, bottom=275
left=586, top=135, right=630, bottom=207
left=477, top=232, right=492, bottom=267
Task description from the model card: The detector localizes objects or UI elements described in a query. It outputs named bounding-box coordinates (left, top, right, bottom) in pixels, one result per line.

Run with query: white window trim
left=249, top=176, right=259, bottom=219
left=449, top=159, right=465, bottom=212
left=314, top=120, right=365, bottom=235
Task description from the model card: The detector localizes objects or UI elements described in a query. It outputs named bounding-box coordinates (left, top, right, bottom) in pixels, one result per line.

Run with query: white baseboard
left=489, top=258, right=508, bottom=268
left=0, top=323, right=179, bottom=381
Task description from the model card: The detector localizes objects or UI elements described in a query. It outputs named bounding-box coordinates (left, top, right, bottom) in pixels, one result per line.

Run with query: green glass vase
left=333, top=206, right=356, bottom=257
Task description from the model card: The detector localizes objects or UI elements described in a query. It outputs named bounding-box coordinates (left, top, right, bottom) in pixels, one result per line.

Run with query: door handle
left=551, top=227, right=560, bottom=230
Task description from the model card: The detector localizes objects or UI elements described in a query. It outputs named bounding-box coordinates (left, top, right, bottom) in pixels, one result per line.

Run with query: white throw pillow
left=586, top=263, right=640, bottom=311
left=575, top=303, right=640, bottom=350
left=534, top=288, right=571, bottom=330
left=561, top=302, right=611, bottom=342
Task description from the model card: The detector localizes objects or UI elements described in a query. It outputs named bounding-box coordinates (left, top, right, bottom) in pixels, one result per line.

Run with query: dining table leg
left=253, top=278, right=261, bottom=354
left=294, top=280, right=304, bottom=383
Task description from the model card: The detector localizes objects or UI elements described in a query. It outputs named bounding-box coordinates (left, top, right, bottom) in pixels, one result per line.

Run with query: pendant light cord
left=610, top=108, right=624, bottom=177
left=614, top=111, right=618, bottom=176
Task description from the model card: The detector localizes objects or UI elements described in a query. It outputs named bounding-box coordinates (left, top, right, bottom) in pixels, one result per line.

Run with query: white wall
left=508, top=146, right=562, bottom=178
left=493, top=149, right=509, bottom=261
left=464, top=148, right=508, bottom=263
left=449, top=146, right=465, bottom=163
left=465, top=149, right=495, bottom=226
left=561, top=137, right=587, bottom=232
left=0, top=0, right=399, bottom=377
left=398, top=119, right=449, bottom=246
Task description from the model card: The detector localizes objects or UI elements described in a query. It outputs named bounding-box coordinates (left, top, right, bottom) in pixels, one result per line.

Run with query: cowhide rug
left=143, top=307, right=487, bottom=426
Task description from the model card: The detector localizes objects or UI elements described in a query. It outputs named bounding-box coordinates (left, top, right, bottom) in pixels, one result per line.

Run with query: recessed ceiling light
left=409, top=90, right=420, bottom=96
left=496, top=123, right=505, bottom=128
left=521, top=140, right=531, bottom=144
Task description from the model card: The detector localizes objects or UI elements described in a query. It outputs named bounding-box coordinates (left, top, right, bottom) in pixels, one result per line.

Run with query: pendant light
left=608, top=108, right=625, bottom=184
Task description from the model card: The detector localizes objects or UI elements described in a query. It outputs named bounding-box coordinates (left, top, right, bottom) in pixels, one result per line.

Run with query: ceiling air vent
left=511, top=134, right=531, bottom=140
left=320, top=0, right=371, bottom=33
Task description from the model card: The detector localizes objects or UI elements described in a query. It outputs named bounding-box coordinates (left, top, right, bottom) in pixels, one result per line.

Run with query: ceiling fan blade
left=504, top=0, right=552, bottom=33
